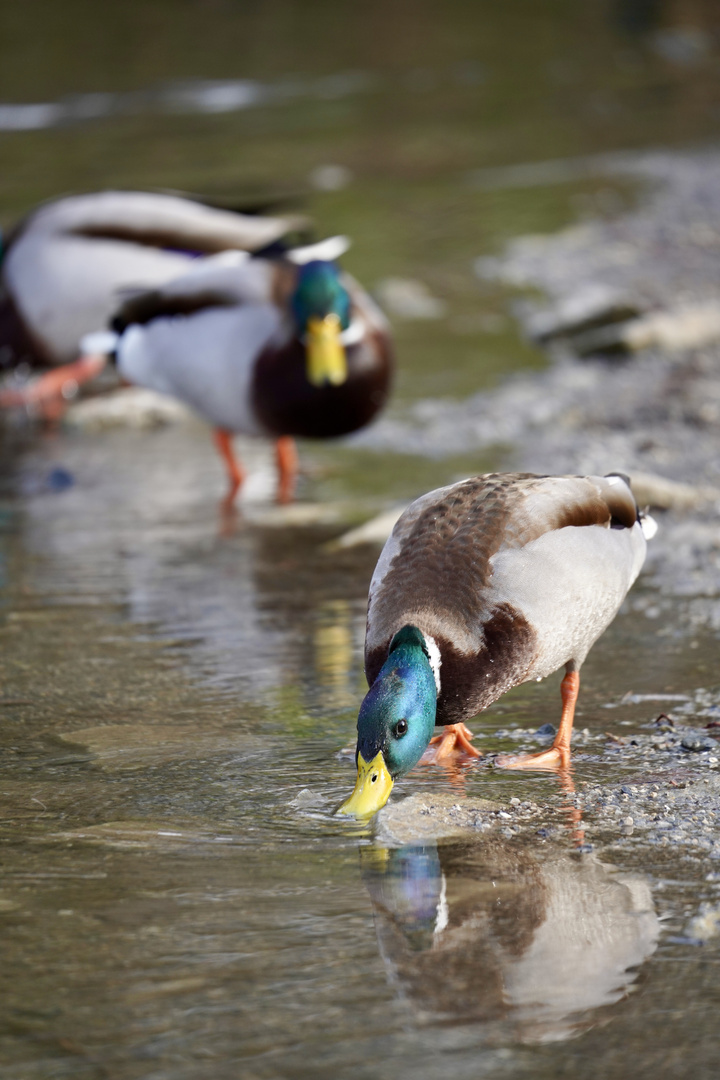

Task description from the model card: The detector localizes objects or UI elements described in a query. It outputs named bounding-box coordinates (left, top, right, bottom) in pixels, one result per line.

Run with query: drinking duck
left=341, top=472, right=656, bottom=817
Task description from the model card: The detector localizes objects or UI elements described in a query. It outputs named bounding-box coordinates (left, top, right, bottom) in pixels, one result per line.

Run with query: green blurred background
left=2, top=0, right=720, bottom=412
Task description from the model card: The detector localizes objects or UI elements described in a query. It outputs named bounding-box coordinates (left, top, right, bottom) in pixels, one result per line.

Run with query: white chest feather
left=117, top=304, right=283, bottom=435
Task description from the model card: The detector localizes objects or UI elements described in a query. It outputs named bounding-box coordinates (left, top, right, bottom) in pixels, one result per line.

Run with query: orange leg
left=496, top=669, right=580, bottom=771
left=276, top=436, right=298, bottom=504
left=422, top=723, right=482, bottom=764
left=213, top=429, right=245, bottom=509
left=0, top=355, right=108, bottom=419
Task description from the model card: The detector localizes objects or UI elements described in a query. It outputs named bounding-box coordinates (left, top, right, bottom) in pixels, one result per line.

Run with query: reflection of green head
left=360, top=843, right=443, bottom=950
left=339, top=626, right=438, bottom=818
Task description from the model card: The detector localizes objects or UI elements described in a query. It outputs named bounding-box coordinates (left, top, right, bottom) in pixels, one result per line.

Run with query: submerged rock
left=289, top=788, right=329, bottom=809
left=375, top=791, right=504, bottom=845
left=629, top=472, right=720, bottom=511
left=325, top=505, right=405, bottom=549
left=686, top=903, right=720, bottom=944
left=569, top=302, right=720, bottom=358
left=374, top=277, right=447, bottom=320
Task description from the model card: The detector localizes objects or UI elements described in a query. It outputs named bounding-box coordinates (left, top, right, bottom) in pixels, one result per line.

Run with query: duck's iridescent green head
left=340, top=626, right=437, bottom=818
left=291, top=260, right=351, bottom=387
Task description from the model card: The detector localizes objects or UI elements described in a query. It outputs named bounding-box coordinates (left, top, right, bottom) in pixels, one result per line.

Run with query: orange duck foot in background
left=496, top=669, right=580, bottom=771
left=0, top=354, right=108, bottom=420
left=422, top=723, right=483, bottom=764
left=213, top=429, right=246, bottom=511
left=213, top=431, right=298, bottom=510
left=276, top=436, right=298, bottom=504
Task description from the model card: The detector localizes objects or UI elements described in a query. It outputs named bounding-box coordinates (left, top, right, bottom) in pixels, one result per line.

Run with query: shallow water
left=3, top=2, right=720, bottom=1077
left=0, top=427, right=719, bottom=1080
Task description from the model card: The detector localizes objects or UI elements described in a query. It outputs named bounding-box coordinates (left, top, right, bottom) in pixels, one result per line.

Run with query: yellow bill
left=339, top=751, right=394, bottom=818
left=306, top=314, right=348, bottom=387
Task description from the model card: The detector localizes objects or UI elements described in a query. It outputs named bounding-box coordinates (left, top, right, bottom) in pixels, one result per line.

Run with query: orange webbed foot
left=0, top=354, right=107, bottom=419
left=495, top=669, right=579, bottom=773
left=495, top=745, right=570, bottom=771
left=422, top=723, right=482, bottom=764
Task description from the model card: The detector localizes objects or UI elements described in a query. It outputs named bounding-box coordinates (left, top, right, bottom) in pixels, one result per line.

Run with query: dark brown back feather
left=111, top=289, right=238, bottom=332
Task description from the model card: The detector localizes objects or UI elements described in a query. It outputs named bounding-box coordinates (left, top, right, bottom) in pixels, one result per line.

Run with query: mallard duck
left=340, top=472, right=656, bottom=817
left=0, top=190, right=308, bottom=368
left=0, top=190, right=393, bottom=502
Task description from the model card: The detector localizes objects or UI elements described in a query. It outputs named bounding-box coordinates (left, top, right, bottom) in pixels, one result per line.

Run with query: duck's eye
left=395, top=719, right=408, bottom=738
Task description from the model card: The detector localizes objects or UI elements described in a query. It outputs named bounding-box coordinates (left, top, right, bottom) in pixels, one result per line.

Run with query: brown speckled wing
left=365, top=472, right=639, bottom=724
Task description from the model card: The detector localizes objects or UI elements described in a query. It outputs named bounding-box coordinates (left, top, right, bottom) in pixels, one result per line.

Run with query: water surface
left=3, top=2, right=720, bottom=1077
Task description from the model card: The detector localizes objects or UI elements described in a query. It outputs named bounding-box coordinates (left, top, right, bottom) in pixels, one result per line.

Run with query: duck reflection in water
left=360, top=839, right=659, bottom=1042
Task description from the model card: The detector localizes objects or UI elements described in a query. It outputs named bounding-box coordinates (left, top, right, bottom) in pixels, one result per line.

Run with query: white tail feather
left=640, top=512, right=658, bottom=540
left=80, top=330, right=120, bottom=356
left=287, top=235, right=350, bottom=265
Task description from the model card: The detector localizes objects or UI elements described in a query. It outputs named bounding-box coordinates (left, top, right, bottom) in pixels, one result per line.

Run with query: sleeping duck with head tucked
left=340, top=472, right=656, bottom=817
left=0, top=190, right=393, bottom=503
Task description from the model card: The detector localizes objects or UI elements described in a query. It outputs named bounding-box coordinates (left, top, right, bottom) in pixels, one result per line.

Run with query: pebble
left=47, top=466, right=74, bottom=491
left=289, top=788, right=328, bottom=810
left=682, top=737, right=717, bottom=752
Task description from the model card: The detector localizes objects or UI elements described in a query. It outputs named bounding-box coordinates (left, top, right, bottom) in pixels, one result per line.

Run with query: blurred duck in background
left=0, top=190, right=393, bottom=503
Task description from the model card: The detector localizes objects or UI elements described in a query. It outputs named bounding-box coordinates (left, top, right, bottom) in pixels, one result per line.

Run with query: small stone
left=375, top=277, right=447, bottom=320
left=289, top=788, right=328, bottom=809
left=308, top=163, right=353, bottom=191
left=47, top=466, right=74, bottom=491
left=682, top=737, right=716, bottom=752
left=537, top=723, right=556, bottom=737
